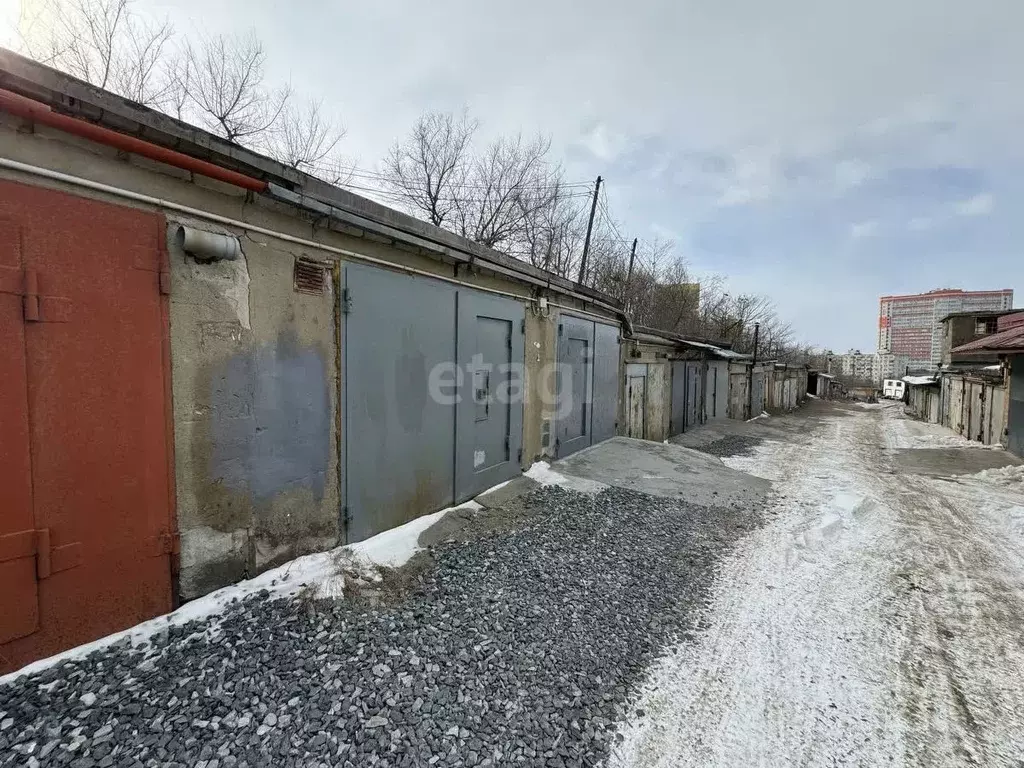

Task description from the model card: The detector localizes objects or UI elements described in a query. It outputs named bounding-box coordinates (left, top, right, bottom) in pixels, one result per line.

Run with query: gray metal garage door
left=343, top=263, right=525, bottom=542
left=556, top=315, right=620, bottom=457
left=344, top=263, right=456, bottom=542
left=557, top=316, right=593, bottom=457
left=670, top=362, right=686, bottom=436
left=591, top=322, right=620, bottom=444
left=455, top=291, right=525, bottom=500
left=1009, top=356, right=1024, bottom=458
left=750, top=371, right=765, bottom=417
left=686, top=362, right=704, bottom=428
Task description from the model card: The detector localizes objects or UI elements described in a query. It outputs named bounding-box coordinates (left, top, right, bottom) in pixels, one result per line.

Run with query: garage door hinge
left=517, top=448, right=523, bottom=463
left=558, top=323, right=563, bottom=336
left=159, top=270, right=172, bottom=295
left=341, top=288, right=352, bottom=314
left=342, top=505, right=352, bottom=527
left=520, top=318, right=526, bottom=334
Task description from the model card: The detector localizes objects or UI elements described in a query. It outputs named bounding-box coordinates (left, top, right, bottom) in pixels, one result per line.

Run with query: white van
left=882, top=379, right=905, bottom=400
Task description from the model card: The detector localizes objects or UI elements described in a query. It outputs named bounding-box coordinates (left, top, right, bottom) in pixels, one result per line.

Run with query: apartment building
left=878, top=289, right=1014, bottom=370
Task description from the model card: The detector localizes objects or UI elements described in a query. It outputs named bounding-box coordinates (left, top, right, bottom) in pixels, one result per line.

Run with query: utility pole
left=623, top=237, right=637, bottom=302
left=577, top=175, right=602, bottom=284
left=748, top=322, right=760, bottom=419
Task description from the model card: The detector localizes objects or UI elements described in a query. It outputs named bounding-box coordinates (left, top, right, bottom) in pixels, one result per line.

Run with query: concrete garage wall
left=522, top=311, right=559, bottom=464
left=167, top=223, right=339, bottom=600
left=1, top=114, right=622, bottom=601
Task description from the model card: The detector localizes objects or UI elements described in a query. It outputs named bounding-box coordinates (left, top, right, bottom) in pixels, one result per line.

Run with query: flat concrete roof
left=0, top=48, right=622, bottom=313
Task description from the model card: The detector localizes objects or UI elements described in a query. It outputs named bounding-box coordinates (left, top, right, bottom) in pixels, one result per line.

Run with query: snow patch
left=0, top=497, right=483, bottom=685
left=961, top=464, right=1024, bottom=486
left=525, top=461, right=607, bottom=493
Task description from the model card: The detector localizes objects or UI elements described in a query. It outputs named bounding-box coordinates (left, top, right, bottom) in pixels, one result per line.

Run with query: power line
left=337, top=165, right=596, bottom=193
left=341, top=181, right=593, bottom=205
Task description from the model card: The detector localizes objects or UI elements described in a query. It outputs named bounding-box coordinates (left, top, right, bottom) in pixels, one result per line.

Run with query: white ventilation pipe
left=174, top=225, right=241, bottom=262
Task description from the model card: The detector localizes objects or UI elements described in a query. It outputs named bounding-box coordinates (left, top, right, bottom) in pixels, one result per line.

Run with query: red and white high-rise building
left=878, top=289, right=1014, bottom=370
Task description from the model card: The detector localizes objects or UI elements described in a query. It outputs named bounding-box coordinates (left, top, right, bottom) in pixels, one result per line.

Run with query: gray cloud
left=7, top=0, right=1019, bottom=350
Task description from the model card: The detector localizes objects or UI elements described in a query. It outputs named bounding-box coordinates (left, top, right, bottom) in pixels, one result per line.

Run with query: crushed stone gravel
left=694, top=435, right=765, bottom=458
left=0, top=485, right=761, bottom=768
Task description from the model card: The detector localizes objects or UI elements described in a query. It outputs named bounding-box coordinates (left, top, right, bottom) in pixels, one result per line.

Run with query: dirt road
left=611, top=401, right=1024, bottom=768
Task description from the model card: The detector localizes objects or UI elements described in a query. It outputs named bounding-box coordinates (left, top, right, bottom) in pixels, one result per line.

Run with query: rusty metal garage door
left=0, top=181, right=175, bottom=673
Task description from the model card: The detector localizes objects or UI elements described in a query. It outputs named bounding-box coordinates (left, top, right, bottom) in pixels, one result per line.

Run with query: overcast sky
left=4, top=0, right=1021, bottom=351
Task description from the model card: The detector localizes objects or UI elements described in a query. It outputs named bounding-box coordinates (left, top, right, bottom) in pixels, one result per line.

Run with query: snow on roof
left=902, top=375, right=938, bottom=385
left=711, top=348, right=752, bottom=360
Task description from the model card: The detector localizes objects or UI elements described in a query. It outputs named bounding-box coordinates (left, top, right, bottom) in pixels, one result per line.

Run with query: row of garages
left=620, top=328, right=810, bottom=442
left=906, top=370, right=1012, bottom=448
left=0, top=51, right=810, bottom=670
left=0, top=51, right=631, bottom=670
left=903, top=314, right=1024, bottom=457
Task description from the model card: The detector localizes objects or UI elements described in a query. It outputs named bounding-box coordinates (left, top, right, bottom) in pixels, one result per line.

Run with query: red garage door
left=0, top=180, right=176, bottom=673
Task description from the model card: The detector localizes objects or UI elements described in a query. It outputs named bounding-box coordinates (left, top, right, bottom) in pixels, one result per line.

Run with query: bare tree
left=519, top=179, right=585, bottom=275
left=19, top=0, right=173, bottom=103
left=183, top=31, right=289, bottom=143
left=454, top=133, right=554, bottom=249
left=110, top=12, right=174, bottom=104
left=265, top=97, right=351, bottom=183
left=381, top=111, right=476, bottom=227
left=162, top=46, right=192, bottom=120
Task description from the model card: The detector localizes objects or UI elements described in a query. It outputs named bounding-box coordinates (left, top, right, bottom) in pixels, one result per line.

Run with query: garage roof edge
left=0, top=47, right=623, bottom=315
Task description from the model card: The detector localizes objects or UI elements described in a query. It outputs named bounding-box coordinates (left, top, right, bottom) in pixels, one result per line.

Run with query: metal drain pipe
left=0, top=88, right=268, bottom=193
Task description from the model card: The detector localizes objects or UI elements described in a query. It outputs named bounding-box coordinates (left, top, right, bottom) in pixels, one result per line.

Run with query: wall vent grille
left=294, top=258, right=327, bottom=295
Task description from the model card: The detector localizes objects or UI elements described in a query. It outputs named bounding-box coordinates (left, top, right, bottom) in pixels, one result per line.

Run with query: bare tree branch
left=265, top=97, right=348, bottom=182
left=19, top=0, right=172, bottom=104
left=381, top=111, right=476, bottom=227
left=183, top=31, right=289, bottom=143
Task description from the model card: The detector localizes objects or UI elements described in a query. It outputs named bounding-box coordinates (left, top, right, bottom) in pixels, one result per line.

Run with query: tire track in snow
left=609, top=404, right=1024, bottom=768
left=609, top=409, right=908, bottom=767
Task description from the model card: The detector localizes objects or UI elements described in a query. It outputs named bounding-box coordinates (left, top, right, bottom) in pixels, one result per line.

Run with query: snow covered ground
left=610, top=402, right=1024, bottom=768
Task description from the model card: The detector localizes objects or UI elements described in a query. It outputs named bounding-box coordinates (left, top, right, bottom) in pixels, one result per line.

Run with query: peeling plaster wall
left=167, top=223, right=338, bottom=600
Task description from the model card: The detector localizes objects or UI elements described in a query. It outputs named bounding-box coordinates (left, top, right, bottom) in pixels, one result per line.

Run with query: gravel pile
left=694, top=435, right=764, bottom=458
left=0, top=485, right=760, bottom=768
